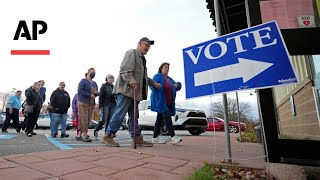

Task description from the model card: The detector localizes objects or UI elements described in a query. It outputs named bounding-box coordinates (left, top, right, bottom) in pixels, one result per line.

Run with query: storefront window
left=260, top=0, right=316, bottom=29
left=313, top=55, right=320, bottom=74
left=260, top=1, right=320, bottom=141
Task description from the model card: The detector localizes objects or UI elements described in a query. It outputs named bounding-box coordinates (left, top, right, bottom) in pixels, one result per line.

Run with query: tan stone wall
left=277, top=82, right=320, bottom=140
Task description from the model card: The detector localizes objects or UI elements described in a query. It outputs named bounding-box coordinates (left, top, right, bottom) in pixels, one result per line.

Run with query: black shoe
left=2, top=130, right=8, bottom=133
left=27, top=133, right=32, bottom=137
left=51, top=134, right=57, bottom=138
left=75, top=136, right=83, bottom=141
left=82, top=137, right=92, bottom=142
left=31, top=132, right=37, bottom=135
left=61, top=133, right=69, bottom=138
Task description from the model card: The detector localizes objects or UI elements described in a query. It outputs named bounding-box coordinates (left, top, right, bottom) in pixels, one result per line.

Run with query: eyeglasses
left=142, top=42, right=151, bottom=48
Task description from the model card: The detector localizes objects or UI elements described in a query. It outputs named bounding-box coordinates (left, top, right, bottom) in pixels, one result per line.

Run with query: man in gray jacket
left=101, top=37, right=161, bottom=147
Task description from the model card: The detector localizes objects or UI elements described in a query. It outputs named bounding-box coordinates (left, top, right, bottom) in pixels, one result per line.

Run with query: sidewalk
left=0, top=134, right=266, bottom=180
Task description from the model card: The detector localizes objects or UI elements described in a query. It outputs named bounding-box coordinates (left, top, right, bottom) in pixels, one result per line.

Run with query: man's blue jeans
left=106, top=94, right=140, bottom=137
left=50, top=113, right=67, bottom=135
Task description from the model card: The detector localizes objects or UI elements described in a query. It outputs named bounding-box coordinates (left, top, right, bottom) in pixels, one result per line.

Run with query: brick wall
left=277, top=82, right=320, bottom=140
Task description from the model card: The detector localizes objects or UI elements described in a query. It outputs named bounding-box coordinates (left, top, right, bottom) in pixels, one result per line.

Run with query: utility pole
left=214, top=0, right=232, bottom=163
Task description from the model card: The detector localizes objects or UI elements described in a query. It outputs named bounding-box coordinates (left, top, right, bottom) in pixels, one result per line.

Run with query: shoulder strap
left=34, top=91, right=41, bottom=104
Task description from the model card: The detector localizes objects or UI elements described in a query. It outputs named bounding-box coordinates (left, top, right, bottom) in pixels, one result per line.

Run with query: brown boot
left=133, top=135, right=153, bottom=147
left=101, top=134, right=119, bottom=147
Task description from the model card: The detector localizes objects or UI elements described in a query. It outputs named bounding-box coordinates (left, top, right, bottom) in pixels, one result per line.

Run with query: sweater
left=50, top=88, right=71, bottom=114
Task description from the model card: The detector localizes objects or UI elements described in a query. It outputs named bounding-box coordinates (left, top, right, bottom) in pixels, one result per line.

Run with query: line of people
left=89, top=37, right=182, bottom=146
left=1, top=80, right=71, bottom=138
left=2, top=37, right=183, bottom=146
left=1, top=80, right=46, bottom=137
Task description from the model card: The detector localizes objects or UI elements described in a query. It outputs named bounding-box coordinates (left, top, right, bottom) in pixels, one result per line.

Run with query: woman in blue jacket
left=77, top=68, right=99, bottom=142
left=150, top=62, right=182, bottom=144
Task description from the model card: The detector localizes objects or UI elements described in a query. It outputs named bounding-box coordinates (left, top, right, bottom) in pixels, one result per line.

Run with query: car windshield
left=207, top=118, right=213, bottom=123
left=214, top=117, right=224, bottom=122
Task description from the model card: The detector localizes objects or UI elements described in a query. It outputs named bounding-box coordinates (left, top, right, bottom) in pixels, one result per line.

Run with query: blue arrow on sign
left=182, top=21, right=298, bottom=99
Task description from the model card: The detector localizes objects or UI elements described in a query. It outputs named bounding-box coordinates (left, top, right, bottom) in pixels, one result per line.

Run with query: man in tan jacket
left=101, top=37, right=161, bottom=147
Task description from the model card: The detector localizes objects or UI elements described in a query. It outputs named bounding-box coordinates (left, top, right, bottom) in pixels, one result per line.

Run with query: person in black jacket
left=25, top=80, right=46, bottom=106
left=25, top=82, right=43, bottom=137
left=94, top=74, right=116, bottom=139
left=49, top=82, right=71, bottom=138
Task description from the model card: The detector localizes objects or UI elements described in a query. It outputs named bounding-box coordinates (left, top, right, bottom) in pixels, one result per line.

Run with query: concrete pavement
left=0, top=130, right=266, bottom=179
left=0, top=147, right=204, bottom=180
left=0, top=131, right=58, bottom=156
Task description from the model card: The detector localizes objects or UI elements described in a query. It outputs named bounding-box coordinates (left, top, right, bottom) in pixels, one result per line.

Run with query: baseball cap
left=138, top=37, right=154, bottom=45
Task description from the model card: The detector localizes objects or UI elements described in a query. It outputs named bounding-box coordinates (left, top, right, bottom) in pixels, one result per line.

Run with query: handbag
left=23, top=103, right=34, bottom=113
left=23, top=91, right=41, bottom=114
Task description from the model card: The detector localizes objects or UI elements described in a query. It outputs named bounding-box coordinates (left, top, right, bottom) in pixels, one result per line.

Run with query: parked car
left=0, top=112, right=5, bottom=127
left=71, top=118, right=99, bottom=129
left=206, top=117, right=246, bottom=133
left=127, top=100, right=208, bottom=135
left=36, top=114, right=73, bottom=130
left=88, top=120, right=98, bottom=129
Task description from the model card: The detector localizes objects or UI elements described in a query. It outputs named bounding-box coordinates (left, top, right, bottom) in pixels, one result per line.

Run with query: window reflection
left=313, top=55, right=320, bottom=74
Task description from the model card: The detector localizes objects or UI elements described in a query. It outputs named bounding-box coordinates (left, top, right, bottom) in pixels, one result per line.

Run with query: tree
left=0, top=91, right=11, bottom=112
left=0, top=89, right=22, bottom=112
left=208, top=97, right=251, bottom=122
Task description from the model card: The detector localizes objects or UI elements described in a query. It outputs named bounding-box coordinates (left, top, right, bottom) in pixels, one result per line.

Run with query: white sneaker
left=152, top=137, right=166, bottom=144
left=170, top=136, right=182, bottom=145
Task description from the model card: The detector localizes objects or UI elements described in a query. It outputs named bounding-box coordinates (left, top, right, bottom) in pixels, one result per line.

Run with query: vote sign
left=183, top=21, right=298, bottom=99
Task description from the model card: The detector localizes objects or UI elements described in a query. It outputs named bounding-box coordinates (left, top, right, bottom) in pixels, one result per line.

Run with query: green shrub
left=187, top=163, right=268, bottom=180
left=236, top=132, right=257, bottom=143
left=187, top=163, right=214, bottom=180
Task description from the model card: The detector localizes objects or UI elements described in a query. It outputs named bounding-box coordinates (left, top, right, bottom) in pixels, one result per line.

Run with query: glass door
left=312, top=55, right=320, bottom=115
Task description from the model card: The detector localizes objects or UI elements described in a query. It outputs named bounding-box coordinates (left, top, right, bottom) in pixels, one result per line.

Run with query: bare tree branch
left=208, top=97, right=251, bottom=122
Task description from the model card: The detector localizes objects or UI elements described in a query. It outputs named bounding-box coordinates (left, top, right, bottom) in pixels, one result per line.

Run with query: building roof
left=206, top=0, right=247, bottom=34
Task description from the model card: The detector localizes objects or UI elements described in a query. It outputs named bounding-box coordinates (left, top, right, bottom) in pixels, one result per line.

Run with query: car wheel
left=188, top=129, right=204, bottom=135
left=160, top=125, right=169, bottom=136
left=229, top=125, right=238, bottom=133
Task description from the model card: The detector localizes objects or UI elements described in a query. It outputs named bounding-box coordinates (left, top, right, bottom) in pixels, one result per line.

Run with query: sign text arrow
left=194, top=58, right=273, bottom=86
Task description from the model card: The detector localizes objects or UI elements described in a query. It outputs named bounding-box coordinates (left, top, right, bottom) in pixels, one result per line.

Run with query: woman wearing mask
left=25, top=82, right=42, bottom=137
left=150, top=62, right=182, bottom=144
left=77, top=68, right=99, bottom=142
